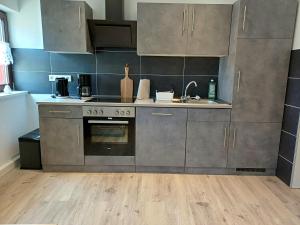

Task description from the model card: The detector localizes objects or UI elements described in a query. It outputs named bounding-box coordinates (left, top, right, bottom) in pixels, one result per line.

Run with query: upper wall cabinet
left=237, top=0, right=298, bottom=38
left=137, top=3, right=232, bottom=57
left=40, top=0, right=93, bottom=54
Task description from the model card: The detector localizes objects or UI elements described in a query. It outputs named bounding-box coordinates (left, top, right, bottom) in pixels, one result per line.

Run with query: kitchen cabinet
left=40, top=0, right=93, bottom=53
left=186, top=109, right=231, bottom=168
left=236, top=0, right=298, bottom=39
left=231, top=38, right=292, bottom=123
left=39, top=105, right=84, bottom=166
left=136, top=107, right=187, bottom=167
left=137, top=3, right=187, bottom=56
left=227, top=122, right=281, bottom=169
left=186, top=4, right=232, bottom=56
left=137, top=3, right=232, bottom=56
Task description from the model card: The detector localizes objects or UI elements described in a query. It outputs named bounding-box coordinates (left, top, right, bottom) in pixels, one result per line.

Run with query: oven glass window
left=91, top=125, right=128, bottom=144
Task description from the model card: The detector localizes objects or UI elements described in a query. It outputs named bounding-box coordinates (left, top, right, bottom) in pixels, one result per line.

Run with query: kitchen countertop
left=36, top=96, right=232, bottom=109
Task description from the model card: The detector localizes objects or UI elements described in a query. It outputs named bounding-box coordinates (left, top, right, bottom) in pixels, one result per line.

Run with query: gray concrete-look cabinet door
left=40, top=0, right=93, bottom=53
left=186, top=4, right=232, bottom=56
left=137, top=3, right=188, bottom=56
left=237, top=0, right=298, bottom=38
left=186, top=122, right=229, bottom=168
left=40, top=118, right=84, bottom=166
left=136, top=108, right=187, bottom=167
left=231, top=38, right=292, bottom=123
left=227, top=122, right=281, bottom=169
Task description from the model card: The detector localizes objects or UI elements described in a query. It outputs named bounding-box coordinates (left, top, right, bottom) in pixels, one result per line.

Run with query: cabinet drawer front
left=188, top=109, right=231, bottom=122
left=39, top=105, right=82, bottom=118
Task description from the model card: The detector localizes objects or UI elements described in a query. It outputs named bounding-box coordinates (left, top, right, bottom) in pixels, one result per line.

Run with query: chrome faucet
left=183, top=81, right=198, bottom=101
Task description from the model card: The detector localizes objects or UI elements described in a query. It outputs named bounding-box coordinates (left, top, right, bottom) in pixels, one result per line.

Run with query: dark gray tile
left=184, top=76, right=218, bottom=98
left=97, top=51, right=140, bottom=75
left=289, top=49, right=300, bottom=78
left=141, top=75, right=183, bottom=98
left=13, top=71, right=51, bottom=94
left=97, top=74, right=139, bottom=96
left=282, top=106, right=300, bottom=135
left=279, top=131, right=296, bottom=163
left=276, top=156, right=292, bottom=186
left=51, top=53, right=96, bottom=73
left=185, top=57, right=219, bottom=75
left=141, top=56, right=184, bottom=75
left=285, top=78, right=300, bottom=108
left=12, top=48, right=50, bottom=72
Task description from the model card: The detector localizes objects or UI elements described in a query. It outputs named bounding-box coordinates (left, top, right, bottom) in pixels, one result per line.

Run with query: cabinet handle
left=182, top=9, right=187, bottom=35
left=242, top=5, right=247, bottom=31
left=224, top=127, right=227, bottom=148
left=77, top=125, right=80, bottom=145
left=152, top=113, right=173, bottom=116
left=78, top=6, right=82, bottom=29
left=192, top=7, right=195, bottom=34
left=237, top=70, right=241, bottom=92
left=232, top=128, right=237, bottom=149
left=48, top=110, right=71, bottom=114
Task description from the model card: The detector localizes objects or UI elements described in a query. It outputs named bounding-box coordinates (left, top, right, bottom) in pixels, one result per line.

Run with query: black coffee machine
left=78, top=74, right=92, bottom=97
left=56, top=78, right=69, bottom=97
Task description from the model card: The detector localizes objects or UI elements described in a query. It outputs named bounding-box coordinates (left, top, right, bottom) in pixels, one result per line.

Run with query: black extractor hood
left=88, top=0, right=137, bottom=49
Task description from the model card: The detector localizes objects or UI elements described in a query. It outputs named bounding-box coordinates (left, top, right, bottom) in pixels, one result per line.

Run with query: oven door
left=84, top=117, right=135, bottom=156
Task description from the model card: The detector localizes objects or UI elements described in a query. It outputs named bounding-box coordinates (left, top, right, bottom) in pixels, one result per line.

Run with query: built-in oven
left=83, top=106, right=135, bottom=157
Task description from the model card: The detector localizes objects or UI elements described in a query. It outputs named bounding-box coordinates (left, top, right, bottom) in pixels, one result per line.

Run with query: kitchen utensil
left=121, top=64, right=133, bottom=99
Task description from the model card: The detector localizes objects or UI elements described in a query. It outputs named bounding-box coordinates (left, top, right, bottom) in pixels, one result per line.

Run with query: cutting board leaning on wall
left=121, top=64, right=133, bottom=99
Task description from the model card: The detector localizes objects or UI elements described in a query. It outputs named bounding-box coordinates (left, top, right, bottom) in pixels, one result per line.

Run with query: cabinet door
left=231, top=38, right=292, bottom=122
left=186, top=122, right=229, bottom=168
left=136, top=108, right=187, bottom=167
left=227, top=122, right=281, bottom=169
left=40, top=118, right=84, bottom=166
left=41, top=0, right=91, bottom=53
left=137, top=3, right=188, bottom=56
left=237, top=0, right=298, bottom=38
left=186, top=4, right=232, bottom=56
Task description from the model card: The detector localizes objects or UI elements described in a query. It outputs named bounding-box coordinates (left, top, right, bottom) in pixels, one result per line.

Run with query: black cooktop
left=86, top=97, right=135, bottom=103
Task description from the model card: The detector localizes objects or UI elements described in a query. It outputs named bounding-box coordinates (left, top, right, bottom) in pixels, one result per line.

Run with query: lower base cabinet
left=40, top=118, right=84, bottom=166
left=227, top=122, right=281, bottom=169
left=186, top=122, right=229, bottom=168
left=135, top=107, right=187, bottom=167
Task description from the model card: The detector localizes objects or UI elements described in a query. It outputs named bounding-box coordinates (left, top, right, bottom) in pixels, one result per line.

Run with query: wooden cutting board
left=121, top=64, right=133, bottom=99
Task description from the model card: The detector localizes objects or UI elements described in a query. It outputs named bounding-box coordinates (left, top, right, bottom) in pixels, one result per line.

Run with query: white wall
left=293, top=1, right=300, bottom=50
left=0, top=93, right=38, bottom=173
left=0, top=0, right=19, bottom=12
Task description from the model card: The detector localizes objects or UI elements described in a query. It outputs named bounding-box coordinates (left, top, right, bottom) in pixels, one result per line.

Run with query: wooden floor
left=0, top=170, right=300, bottom=225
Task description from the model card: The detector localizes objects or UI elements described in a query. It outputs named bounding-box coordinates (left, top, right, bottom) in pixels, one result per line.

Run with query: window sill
left=0, top=91, right=28, bottom=101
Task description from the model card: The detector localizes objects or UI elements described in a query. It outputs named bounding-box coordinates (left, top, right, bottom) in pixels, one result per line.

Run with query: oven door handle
left=88, top=120, right=129, bottom=125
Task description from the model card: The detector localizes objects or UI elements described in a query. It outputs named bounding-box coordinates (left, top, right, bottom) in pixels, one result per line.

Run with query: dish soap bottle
left=208, top=79, right=216, bottom=100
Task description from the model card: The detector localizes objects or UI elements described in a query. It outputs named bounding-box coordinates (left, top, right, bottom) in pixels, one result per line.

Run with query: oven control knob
left=115, top=110, right=120, bottom=116
left=120, top=111, right=125, bottom=116
left=93, top=110, right=98, bottom=115
left=126, top=110, right=130, bottom=115
left=99, top=109, right=103, bottom=115
left=87, top=110, right=92, bottom=115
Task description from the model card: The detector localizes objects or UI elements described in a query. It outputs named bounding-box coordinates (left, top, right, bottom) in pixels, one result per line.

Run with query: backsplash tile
left=276, top=156, right=293, bottom=186
left=51, top=53, right=96, bottom=73
left=282, top=106, right=300, bottom=136
left=285, top=78, right=300, bottom=108
left=12, top=48, right=220, bottom=98
left=278, top=131, right=296, bottom=163
left=12, top=49, right=50, bottom=72
left=141, top=56, right=184, bottom=75
left=13, top=71, right=52, bottom=94
left=97, top=51, right=140, bottom=75
left=289, top=50, right=300, bottom=78
left=185, top=57, right=219, bottom=75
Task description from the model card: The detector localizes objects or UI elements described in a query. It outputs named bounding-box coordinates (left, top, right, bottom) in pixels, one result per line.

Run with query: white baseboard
left=0, top=155, right=20, bottom=178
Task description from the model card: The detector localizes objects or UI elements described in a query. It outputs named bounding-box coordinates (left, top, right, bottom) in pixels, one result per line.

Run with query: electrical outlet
left=49, top=75, right=72, bottom=82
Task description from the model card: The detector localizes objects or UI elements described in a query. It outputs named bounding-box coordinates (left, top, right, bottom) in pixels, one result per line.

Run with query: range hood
left=88, top=0, right=137, bottom=49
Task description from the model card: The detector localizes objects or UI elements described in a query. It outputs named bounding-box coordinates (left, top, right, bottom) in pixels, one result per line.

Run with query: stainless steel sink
left=172, top=98, right=218, bottom=104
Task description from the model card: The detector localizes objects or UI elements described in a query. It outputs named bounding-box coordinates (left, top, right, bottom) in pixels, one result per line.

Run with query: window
left=0, top=11, right=12, bottom=91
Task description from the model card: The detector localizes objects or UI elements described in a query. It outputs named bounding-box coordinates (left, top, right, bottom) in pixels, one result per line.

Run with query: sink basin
left=172, top=98, right=218, bottom=104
